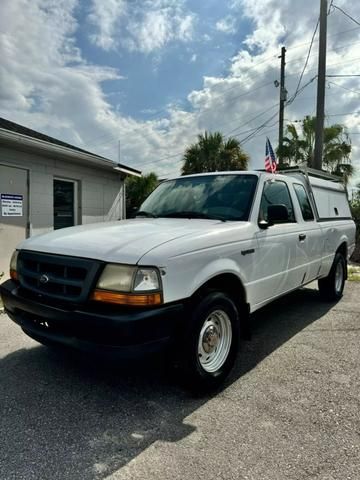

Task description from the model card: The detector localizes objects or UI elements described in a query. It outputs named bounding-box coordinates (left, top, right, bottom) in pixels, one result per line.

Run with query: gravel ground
left=0, top=282, right=359, bottom=480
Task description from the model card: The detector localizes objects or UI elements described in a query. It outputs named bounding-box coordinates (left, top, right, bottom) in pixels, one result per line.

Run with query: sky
left=1, top=0, right=360, bottom=187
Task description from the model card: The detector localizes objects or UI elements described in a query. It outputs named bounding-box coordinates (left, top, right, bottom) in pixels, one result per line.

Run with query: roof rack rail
left=257, top=165, right=342, bottom=183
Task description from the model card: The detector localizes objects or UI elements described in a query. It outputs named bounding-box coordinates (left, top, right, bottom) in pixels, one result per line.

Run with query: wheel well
left=336, top=242, right=348, bottom=279
left=336, top=242, right=347, bottom=259
left=193, top=273, right=246, bottom=306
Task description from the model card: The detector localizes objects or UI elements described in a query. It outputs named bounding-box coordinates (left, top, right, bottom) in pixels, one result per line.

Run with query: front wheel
left=178, top=291, right=240, bottom=392
left=318, top=252, right=346, bottom=301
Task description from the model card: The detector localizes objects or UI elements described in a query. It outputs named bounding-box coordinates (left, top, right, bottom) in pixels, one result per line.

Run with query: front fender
left=188, top=258, right=247, bottom=301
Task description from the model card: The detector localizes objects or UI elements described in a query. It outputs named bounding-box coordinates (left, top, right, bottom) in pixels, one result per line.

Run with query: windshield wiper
left=161, top=211, right=226, bottom=222
left=135, top=210, right=158, bottom=218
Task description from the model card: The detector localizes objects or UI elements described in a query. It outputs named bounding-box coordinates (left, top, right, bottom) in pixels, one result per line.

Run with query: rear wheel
left=318, top=253, right=346, bottom=301
left=178, top=291, right=240, bottom=392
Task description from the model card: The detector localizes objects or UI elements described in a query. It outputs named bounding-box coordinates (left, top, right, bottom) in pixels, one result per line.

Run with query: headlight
left=91, top=264, right=162, bottom=306
left=96, top=264, right=135, bottom=292
left=10, top=250, right=19, bottom=280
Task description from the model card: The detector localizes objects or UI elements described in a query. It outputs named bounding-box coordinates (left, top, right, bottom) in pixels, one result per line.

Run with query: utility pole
left=278, top=46, right=287, bottom=166
left=314, top=0, right=328, bottom=170
left=118, top=139, right=121, bottom=164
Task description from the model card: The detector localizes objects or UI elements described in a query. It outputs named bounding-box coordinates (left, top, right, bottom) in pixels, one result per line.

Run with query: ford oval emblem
left=39, top=274, right=49, bottom=284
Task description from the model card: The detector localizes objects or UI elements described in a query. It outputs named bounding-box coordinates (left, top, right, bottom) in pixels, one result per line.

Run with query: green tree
left=279, top=116, right=353, bottom=182
left=126, top=172, right=159, bottom=217
left=181, top=131, right=249, bottom=175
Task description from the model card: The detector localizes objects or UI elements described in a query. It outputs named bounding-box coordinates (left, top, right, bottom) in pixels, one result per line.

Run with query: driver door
left=252, top=179, right=307, bottom=308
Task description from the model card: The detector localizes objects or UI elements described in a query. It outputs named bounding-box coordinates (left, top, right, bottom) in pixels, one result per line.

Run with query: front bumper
left=0, top=280, right=185, bottom=357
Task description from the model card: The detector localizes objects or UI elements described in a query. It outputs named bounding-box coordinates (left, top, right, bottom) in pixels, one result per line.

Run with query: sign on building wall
left=1, top=193, right=23, bottom=216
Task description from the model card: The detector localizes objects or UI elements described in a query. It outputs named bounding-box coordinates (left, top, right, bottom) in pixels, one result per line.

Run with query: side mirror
left=258, top=220, right=270, bottom=230
left=267, top=204, right=289, bottom=224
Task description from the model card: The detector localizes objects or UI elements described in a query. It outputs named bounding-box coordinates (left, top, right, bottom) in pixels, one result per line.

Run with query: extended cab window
left=259, top=180, right=295, bottom=223
left=293, top=183, right=315, bottom=221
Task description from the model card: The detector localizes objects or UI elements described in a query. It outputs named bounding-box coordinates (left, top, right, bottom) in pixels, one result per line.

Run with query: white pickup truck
left=1, top=168, right=356, bottom=390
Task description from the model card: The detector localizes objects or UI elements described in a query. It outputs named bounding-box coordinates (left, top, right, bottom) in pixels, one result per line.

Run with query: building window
left=53, top=178, right=78, bottom=230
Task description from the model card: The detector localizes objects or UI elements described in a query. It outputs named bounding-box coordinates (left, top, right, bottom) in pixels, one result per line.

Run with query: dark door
left=53, top=179, right=75, bottom=230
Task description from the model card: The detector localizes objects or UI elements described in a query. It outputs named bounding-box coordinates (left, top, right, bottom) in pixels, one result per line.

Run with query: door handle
left=299, top=234, right=306, bottom=241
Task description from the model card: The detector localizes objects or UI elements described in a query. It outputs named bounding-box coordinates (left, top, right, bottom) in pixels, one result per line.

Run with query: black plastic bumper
left=0, top=280, right=185, bottom=357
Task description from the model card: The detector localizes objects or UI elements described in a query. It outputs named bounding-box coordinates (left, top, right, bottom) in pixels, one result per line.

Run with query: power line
left=142, top=54, right=360, bottom=154
left=285, top=25, right=360, bottom=52
left=84, top=49, right=360, bottom=152
left=332, top=5, right=360, bottom=27
left=135, top=70, right=322, bottom=171
left=77, top=27, right=360, bottom=151
left=285, top=56, right=360, bottom=81
left=134, top=105, right=281, bottom=169
left=195, top=81, right=275, bottom=113
left=285, top=39, right=360, bottom=70
left=126, top=68, right=326, bottom=168
left=156, top=124, right=281, bottom=177
left=224, top=103, right=278, bottom=136
left=287, top=75, right=318, bottom=105
left=83, top=80, right=275, bottom=151
left=159, top=87, right=360, bottom=173
left=292, top=16, right=319, bottom=100
left=326, top=74, right=360, bottom=77
left=327, top=110, right=360, bottom=116
left=72, top=38, right=360, bottom=163
left=136, top=114, right=280, bottom=171
left=236, top=112, right=279, bottom=145
left=327, top=81, right=360, bottom=95
left=120, top=58, right=358, bottom=170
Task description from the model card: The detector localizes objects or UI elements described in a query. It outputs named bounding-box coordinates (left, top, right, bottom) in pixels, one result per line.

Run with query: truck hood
left=18, top=218, right=224, bottom=264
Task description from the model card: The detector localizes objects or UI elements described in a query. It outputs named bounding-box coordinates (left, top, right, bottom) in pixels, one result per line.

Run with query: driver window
left=259, top=181, right=296, bottom=223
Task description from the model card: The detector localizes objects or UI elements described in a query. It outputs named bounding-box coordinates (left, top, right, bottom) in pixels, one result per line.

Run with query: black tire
left=318, top=252, right=346, bottom=301
left=178, top=291, right=240, bottom=393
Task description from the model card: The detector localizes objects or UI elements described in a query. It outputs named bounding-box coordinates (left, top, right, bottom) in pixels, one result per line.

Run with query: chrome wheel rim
left=335, top=261, right=344, bottom=293
left=198, top=309, right=232, bottom=373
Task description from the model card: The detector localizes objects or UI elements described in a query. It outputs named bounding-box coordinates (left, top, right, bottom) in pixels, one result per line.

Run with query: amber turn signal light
left=90, top=290, right=162, bottom=306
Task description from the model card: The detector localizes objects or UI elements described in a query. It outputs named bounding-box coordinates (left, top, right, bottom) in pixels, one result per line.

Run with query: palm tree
left=279, top=116, right=353, bottom=182
left=126, top=172, right=159, bottom=217
left=181, top=131, right=249, bottom=175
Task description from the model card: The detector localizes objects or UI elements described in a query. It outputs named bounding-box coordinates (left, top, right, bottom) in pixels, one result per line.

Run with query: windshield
left=138, top=174, right=258, bottom=221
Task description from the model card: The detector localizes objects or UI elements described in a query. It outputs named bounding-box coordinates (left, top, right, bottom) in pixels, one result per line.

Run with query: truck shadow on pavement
left=0, top=287, right=335, bottom=480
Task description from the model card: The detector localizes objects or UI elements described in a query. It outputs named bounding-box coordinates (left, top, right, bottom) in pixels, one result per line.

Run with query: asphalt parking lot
left=0, top=282, right=359, bottom=480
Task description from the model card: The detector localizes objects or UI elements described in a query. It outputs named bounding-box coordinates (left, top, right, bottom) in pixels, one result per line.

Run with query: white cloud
left=0, top=0, right=198, bottom=177
left=87, top=0, right=126, bottom=51
left=87, top=0, right=196, bottom=53
left=1, top=0, right=360, bottom=186
left=216, top=15, right=237, bottom=34
left=0, top=0, right=121, bottom=142
left=190, top=53, right=197, bottom=63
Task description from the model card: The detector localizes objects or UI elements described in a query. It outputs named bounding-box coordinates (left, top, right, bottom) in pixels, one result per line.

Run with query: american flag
left=265, top=137, right=277, bottom=173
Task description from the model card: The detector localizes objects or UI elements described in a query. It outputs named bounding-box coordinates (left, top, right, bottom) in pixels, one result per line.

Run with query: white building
left=0, top=117, right=141, bottom=277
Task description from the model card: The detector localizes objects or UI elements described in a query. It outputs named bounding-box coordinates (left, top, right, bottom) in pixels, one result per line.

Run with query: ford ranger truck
left=0, top=169, right=356, bottom=390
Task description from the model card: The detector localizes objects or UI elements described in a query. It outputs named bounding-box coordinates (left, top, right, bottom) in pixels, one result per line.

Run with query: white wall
left=0, top=145, right=125, bottom=237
